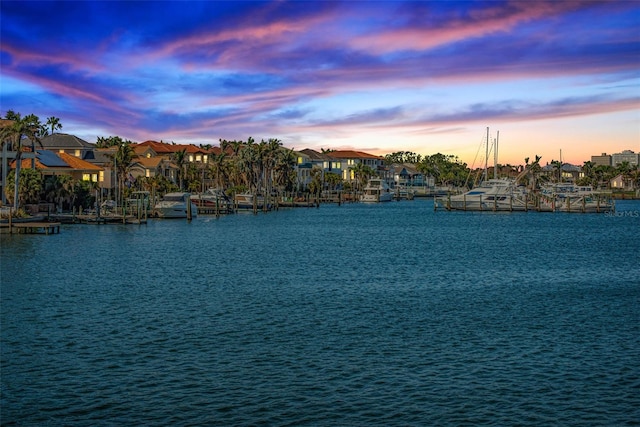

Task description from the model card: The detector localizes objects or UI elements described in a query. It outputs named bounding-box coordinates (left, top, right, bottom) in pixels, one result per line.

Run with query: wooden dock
left=1, top=222, right=61, bottom=235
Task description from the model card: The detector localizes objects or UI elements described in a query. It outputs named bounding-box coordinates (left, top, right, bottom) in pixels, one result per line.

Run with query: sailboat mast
left=494, top=131, right=499, bottom=179
left=484, top=126, right=489, bottom=181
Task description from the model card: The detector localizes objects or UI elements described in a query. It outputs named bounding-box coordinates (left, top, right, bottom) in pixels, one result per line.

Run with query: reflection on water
left=2, top=200, right=639, bottom=425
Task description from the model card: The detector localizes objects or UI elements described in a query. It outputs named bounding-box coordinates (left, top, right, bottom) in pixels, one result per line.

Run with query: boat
left=439, top=178, right=529, bottom=211
left=234, top=193, right=271, bottom=211
left=361, top=178, right=393, bottom=202
left=190, top=188, right=231, bottom=210
left=154, top=192, right=197, bottom=218
left=539, top=183, right=613, bottom=213
left=393, top=185, right=415, bottom=200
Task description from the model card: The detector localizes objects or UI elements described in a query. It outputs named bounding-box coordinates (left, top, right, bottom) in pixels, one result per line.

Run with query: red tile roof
left=58, top=153, right=103, bottom=170
left=327, top=150, right=383, bottom=160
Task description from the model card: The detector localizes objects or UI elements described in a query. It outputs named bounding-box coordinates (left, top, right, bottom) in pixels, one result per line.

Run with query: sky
left=1, top=0, right=639, bottom=167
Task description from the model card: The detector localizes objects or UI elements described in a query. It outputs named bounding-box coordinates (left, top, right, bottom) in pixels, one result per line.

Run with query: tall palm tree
left=172, top=148, right=187, bottom=190
left=46, top=116, right=62, bottom=135
left=0, top=112, right=42, bottom=210
left=349, top=162, right=375, bottom=191
left=108, top=141, right=135, bottom=205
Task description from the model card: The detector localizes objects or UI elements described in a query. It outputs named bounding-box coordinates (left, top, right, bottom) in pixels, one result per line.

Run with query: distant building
left=611, top=150, right=639, bottom=167
left=591, top=153, right=611, bottom=167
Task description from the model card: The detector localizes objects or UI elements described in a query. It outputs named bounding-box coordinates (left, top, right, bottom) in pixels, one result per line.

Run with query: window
left=203, top=155, right=208, bottom=163
left=82, top=173, right=90, bottom=181
left=323, top=161, right=329, bottom=169
left=146, top=170, right=150, bottom=178
left=99, top=171, right=104, bottom=182
left=92, top=174, right=98, bottom=182
left=188, top=154, right=194, bottom=162
left=334, top=162, right=341, bottom=169
left=196, top=154, right=202, bottom=162
left=58, top=149, right=64, bottom=154
left=75, top=149, right=81, bottom=157
left=298, top=157, right=303, bottom=164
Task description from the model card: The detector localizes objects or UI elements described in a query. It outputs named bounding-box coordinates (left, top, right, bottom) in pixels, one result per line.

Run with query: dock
left=1, top=222, right=61, bottom=235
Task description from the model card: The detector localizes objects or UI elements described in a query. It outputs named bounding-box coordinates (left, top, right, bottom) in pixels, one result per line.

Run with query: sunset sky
left=1, top=1, right=639, bottom=167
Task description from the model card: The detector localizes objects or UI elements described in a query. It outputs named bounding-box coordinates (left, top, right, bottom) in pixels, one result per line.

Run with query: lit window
left=189, top=155, right=194, bottom=162
left=334, top=162, right=341, bottom=169
left=82, top=173, right=90, bottom=181
left=99, top=171, right=104, bottom=182
left=92, top=174, right=98, bottom=182
left=196, top=154, right=202, bottom=162
left=146, top=170, right=150, bottom=177
left=75, top=150, right=81, bottom=157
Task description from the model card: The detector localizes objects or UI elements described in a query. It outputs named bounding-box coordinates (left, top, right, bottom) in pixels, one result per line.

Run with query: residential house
left=38, top=133, right=96, bottom=161
left=326, top=150, right=386, bottom=184
left=541, top=163, right=583, bottom=182
left=610, top=174, right=634, bottom=191
left=387, top=163, right=432, bottom=187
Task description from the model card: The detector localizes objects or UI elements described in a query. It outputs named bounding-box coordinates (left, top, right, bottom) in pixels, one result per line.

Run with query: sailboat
left=438, top=128, right=528, bottom=211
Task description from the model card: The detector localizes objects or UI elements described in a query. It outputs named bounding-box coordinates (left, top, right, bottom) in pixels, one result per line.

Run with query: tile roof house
left=13, top=150, right=103, bottom=183
left=38, top=133, right=96, bottom=161
left=326, top=150, right=386, bottom=182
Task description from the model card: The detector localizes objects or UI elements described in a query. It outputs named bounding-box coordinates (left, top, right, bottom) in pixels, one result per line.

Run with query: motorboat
left=393, top=185, right=415, bottom=200
left=539, top=183, right=613, bottom=213
left=361, top=178, right=393, bottom=202
left=154, top=192, right=197, bottom=218
left=439, top=178, right=529, bottom=211
left=190, top=188, right=231, bottom=210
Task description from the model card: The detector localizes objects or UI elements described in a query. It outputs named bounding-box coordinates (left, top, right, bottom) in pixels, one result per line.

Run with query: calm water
left=2, top=200, right=639, bottom=426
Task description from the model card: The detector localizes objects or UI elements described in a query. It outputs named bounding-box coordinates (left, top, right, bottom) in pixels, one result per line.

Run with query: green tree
left=43, top=174, right=74, bottom=212
left=172, top=148, right=188, bottom=190
left=46, top=116, right=62, bottom=135
left=349, top=162, right=376, bottom=190
left=0, top=112, right=42, bottom=209
left=5, top=168, right=42, bottom=207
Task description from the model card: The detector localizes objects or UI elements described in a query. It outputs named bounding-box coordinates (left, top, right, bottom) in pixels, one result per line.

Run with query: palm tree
left=172, top=148, right=187, bottom=190
left=46, top=116, right=62, bottom=135
left=0, top=112, right=42, bottom=210
left=210, top=152, right=228, bottom=190
left=108, top=141, right=135, bottom=205
left=349, top=162, right=375, bottom=191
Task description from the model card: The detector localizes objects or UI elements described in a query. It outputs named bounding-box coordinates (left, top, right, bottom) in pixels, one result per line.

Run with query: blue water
left=2, top=200, right=639, bottom=426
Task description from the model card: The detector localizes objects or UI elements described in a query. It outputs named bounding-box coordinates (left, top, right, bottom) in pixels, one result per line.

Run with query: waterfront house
left=326, top=150, right=386, bottom=184
left=610, top=174, right=634, bottom=191
left=12, top=150, right=103, bottom=184
left=38, top=133, right=96, bottom=161
left=387, top=163, right=433, bottom=188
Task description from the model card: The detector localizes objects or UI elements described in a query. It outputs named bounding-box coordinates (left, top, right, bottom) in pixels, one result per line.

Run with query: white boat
left=539, top=183, right=613, bottom=213
left=440, top=178, right=529, bottom=211
left=154, top=192, right=197, bottom=218
left=393, top=185, right=415, bottom=200
left=361, top=178, right=393, bottom=202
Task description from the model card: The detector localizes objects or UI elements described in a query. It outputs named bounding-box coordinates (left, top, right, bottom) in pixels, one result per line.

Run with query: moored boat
left=154, top=192, right=197, bottom=218
left=438, top=178, right=529, bottom=211
left=539, top=183, right=613, bottom=213
left=191, top=188, right=231, bottom=210
left=361, top=178, right=393, bottom=202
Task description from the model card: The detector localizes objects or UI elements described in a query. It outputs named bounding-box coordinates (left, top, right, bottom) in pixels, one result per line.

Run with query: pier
left=1, top=222, right=61, bottom=235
